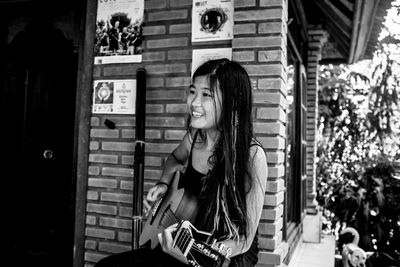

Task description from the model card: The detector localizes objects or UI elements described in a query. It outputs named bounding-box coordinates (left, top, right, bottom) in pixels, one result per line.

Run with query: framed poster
left=94, top=0, right=144, bottom=64
left=192, top=0, right=234, bottom=43
left=92, top=79, right=136, bottom=114
left=192, top=48, right=232, bottom=76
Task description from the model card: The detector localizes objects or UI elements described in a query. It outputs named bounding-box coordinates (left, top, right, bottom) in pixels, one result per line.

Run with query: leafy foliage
left=316, top=49, right=400, bottom=262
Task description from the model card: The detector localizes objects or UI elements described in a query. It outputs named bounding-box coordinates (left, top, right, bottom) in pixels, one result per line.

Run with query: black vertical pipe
left=132, top=67, right=146, bottom=250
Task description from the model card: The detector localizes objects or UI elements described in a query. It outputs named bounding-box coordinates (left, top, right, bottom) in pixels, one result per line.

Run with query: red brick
left=145, top=64, right=187, bottom=74
left=120, top=180, right=133, bottom=190
left=100, top=217, right=131, bottom=229
left=87, top=203, right=117, bottom=215
left=87, top=191, right=99, bottom=201
left=165, top=130, right=186, bottom=140
left=86, top=227, right=115, bottom=239
left=143, top=25, right=166, bottom=36
left=170, top=0, right=191, bottom=7
left=245, top=64, right=285, bottom=77
left=233, top=36, right=283, bottom=49
left=260, top=0, right=285, bottom=7
left=88, top=178, right=118, bottom=189
left=146, top=104, right=164, bottom=113
left=147, top=10, right=188, bottom=22
left=166, top=103, right=188, bottom=113
left=88, top=166, right=100, bottom=176
left=118, top=206, right=132, bottom=218
left=101, top=142, right=134, bottom=152
left=146, top=143, right=179, bottom=153
left=147, top=77, right=164, bottom=88
left=166, top=77, right=191, bottom=87
left=91, top=117, right=100, bottom=126
left=234, top=23, right=256, bottom=34
left=233, top=51, right=255, bottom=62
left=145, top=0, right=167, bottom=10
left=85, top=240, right=97, bottom=250
left=90, top=141, right=99, bottom=151
left=258, top=50, right=283, bottom=62
left=169, top=23, right=191, bottom=34
left=147, top=90, right=186, bottom=100
left=142, top=51, right=166, bottom=62
left=86, top=215, right=97, bottom=225
left=101, top=167, right=133, bottom=177
left=235, top=0, right=256, bottom=8
left=102, top=117, right=135, bottom=127
left=100, top=192, right=133, bottom=204
left=89, top=154, right=119, bottom=164
left=146, top=37, right=188, bottom=49
left=103, top=65, right=136, bottom=76
left=98, top=242, right=130, bottom=253
left=118, top=231, right=132, bottom=242
left=258, top=22, right=283, bottom=34
left=168, top=49, right=192, bottom=60
left=146, top=117, right=186, bottom=127
left=235, top=9, right=284, bottom=22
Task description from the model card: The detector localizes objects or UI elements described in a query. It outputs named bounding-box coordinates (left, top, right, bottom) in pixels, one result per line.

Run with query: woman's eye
left=203, top=92, right=212, bottom=97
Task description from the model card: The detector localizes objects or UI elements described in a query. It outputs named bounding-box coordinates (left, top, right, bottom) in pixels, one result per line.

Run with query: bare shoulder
left=249, top=141, right=267, bottom=166
left=172, top=132, right=192, bottom=163
left=248, top=141, right=268, bottom=189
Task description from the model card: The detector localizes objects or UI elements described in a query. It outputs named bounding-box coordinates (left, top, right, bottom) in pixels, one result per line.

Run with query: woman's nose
left=191, top=94, right=202, bottom=107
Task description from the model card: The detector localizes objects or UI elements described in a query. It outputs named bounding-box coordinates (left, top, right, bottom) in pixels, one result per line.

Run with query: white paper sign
left=94, top=0, right=144, bottom=64
left=192, top=0, right=234, bottom=42
left=192, top=48, right=232, bottom=76
left=92, top=79, right=136, bottom=114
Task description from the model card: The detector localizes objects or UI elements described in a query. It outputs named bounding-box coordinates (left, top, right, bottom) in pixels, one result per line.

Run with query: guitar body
left=139, top=171, right=199, bottom=249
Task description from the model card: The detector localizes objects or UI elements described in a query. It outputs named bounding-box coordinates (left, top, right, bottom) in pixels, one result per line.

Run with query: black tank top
left=178, top=132, right=260, bottom=266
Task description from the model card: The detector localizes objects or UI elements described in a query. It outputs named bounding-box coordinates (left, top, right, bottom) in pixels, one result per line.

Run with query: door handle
left=43, top=149, right=54, bottom=159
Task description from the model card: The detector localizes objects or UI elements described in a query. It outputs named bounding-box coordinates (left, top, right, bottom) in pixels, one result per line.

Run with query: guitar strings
left=173, top=227, right=223, bottom=262
left=157, top=208, right=222, bottom=260
left=159, top=209, right=180, bottom=228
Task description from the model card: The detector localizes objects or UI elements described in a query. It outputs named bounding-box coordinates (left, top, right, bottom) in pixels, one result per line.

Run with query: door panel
left=3, top=21, right=77, bottom=267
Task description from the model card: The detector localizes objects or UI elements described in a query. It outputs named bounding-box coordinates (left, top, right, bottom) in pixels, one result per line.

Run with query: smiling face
left=186, top=75, right=222, bottom=132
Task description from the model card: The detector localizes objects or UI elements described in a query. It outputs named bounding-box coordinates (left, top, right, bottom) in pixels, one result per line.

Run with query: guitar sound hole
left=159, top=204, right=176, bottom=228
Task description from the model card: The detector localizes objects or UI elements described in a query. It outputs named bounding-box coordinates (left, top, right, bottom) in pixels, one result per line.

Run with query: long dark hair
left=188, top=59, right=254, bottom=240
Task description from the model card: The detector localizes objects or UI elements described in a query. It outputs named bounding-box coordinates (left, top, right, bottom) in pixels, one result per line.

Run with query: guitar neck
left=173, top=221, right=229, bottom=267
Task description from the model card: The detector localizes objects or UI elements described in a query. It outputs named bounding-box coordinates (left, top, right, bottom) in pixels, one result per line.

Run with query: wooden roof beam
left=325, top=19, right=350, bottom=57
left=313, top=0, right=352, bottom=36
left=348, top=0, right=381, bottom=63
left=337, top=0, right=354, bottom=12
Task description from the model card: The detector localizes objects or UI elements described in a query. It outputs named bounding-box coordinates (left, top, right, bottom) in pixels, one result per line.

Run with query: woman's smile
left=191, top=111, right=204, bottom=118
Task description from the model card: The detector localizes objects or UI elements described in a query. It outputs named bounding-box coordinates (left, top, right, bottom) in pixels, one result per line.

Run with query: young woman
left=95, top=59, right=268, bottom=267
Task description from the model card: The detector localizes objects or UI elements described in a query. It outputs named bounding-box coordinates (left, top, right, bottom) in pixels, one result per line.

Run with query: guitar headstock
left=173, top=221, right=230, bottom=267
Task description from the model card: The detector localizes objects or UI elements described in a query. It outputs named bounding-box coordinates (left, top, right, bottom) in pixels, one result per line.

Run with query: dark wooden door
left=2, top=21, right=77, bottom=267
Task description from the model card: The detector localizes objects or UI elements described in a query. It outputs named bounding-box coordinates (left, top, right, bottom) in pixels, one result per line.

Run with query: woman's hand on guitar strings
left=158, top=223, right=188, bottom=264
left=142, top=183, right=168, bottom=216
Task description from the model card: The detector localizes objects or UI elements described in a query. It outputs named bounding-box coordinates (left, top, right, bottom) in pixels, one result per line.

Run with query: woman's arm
left=218, top=145, right=268, bottom=257
left=158, top=133, right=191, bottom=185
left=143, top=133, right=192, bottom=214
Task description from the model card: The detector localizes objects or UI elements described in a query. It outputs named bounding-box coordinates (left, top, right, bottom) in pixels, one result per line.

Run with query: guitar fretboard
left=174, top=227, right=193, bottom=256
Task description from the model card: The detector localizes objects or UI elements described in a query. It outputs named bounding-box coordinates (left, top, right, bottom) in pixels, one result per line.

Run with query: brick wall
left=83, top=0, right=289, bottom=266
left=305, top=25, right=328, bottom=209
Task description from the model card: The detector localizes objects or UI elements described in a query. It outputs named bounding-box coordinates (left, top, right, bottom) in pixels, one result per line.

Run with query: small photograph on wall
left=192, top=0, right=233, bottom=43
left=94, top=0, right=144, bottom=64
left=192, top=48, right=232, bottom=76
left=92, top=79, right=136, bottom=114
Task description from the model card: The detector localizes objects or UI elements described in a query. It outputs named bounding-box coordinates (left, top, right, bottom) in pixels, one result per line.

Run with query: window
left=285, top=1, right=308, bottom=241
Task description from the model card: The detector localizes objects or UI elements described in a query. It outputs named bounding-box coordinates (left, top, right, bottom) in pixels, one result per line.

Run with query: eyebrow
left=189, top=84, right=211, bottom=90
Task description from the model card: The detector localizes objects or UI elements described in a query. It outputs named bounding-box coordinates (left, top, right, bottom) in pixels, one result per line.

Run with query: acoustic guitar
left=139, top=171, right=230, bottom=267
